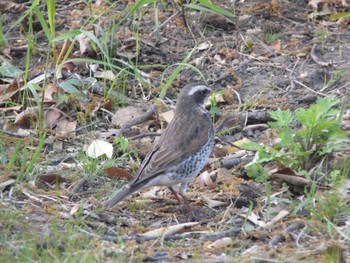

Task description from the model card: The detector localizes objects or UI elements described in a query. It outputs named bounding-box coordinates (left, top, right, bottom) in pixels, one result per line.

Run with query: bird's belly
left=147, top=172, right=190, bottom=187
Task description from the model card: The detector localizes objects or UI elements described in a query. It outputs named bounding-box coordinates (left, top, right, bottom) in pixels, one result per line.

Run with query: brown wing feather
left=129, top=111, right=212, bottom=186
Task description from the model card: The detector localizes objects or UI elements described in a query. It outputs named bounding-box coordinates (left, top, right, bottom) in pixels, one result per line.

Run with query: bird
left=103, top=83, right=215, bottom=212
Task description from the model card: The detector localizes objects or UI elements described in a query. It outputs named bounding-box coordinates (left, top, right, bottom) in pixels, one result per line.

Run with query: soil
left=1, top=0, right=350, bottom=262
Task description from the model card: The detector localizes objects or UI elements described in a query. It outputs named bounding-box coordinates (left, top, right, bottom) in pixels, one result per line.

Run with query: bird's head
left=176, top=83, right=211, bottom=113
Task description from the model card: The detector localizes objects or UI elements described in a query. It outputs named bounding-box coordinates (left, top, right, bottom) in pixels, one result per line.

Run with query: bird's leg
left=168, top=186, right=182, bottom=205
left=168, top=183, right=196, bottom=221
left=179, top=192, right=196, bottom=221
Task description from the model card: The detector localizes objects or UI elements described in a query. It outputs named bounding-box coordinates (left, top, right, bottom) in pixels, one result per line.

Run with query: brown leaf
left=14, top=107, right=38, bottom=127
left=207, top=237, right=233, bottom=250
left=56, top=119, right=77, bottom=135
left=0, top=2, right=27, bottom=13
left=105, top=167, right=133, bottom=179
left=271, top=172, right=310, bottom=186
left=44, top=109, right=61, bottom=129
left=111, top=106, right=144, bottom=128
left=159, top=110, right=174, bottom=124
left=197, top=170, right=217, bottom=189
left=57, top=39, right=72, bottom=63
left=42, top=82, right=59, bottom=102
left=77, top=33, right=94, bottom=56
left=0, top=80, right=22, bottom=104
left=37, top=173, right=67, bottom=185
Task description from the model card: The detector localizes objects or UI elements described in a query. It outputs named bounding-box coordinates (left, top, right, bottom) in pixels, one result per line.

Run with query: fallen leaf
left=70, top=204, right=81, bottom=216
left=37, top=173, right=67, bottom=185
left=159, top=110, right=174, bottom=124
left=44, top=109, right=61, bottom=129
left=0, top=79, right=23, bottom=104
left=207, top=237, right=233, bottom=250
left=197, top=170, right=217, bottom=189
left=197, top=41, right=212, bottom=51
left=56, top=119, right=77, bottom=135
left=140, top=222, right=199, bottom=238
left=105, top=167, right=133, bottom=179
left=78, top=32, right=93, bottom=56
left=14, top=107, right=38, bottom=127
left=200, top=195, right=226, bottom=208
left=111, top=106, right=144, bottom=127
left=94, top=70, right=116, bottom=80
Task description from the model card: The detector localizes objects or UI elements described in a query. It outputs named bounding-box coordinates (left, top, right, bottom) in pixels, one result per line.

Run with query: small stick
left=115, top=105, right=157, bottom=138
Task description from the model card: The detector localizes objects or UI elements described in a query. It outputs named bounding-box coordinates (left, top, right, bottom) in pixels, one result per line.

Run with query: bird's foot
left=168, top=187, right=197, bottom=221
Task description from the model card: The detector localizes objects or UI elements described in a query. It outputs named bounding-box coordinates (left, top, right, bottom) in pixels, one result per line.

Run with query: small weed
left=262, top=33, right=279, bottom=44
left=243, top=95, right=347, bottom=177
left=115, top=137, right=129, bottom=154
left=313, top=31, right=328, bottom=42
left=321, top=70, right=344, bottom=92
left=210, top=91, right=225, bottom=116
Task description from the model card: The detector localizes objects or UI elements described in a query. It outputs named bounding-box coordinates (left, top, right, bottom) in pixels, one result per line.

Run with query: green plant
left=313, top=31, right=328, bottom=42
left=115, top=137, right=129, bottom=153
left=185, top=0, right=235, bottom=21
left=321, top=70, right=344, bottom=92
left=262, top=33, right=279, bottom=44
left=243, top=96, right=347, bottom=179
left=209, top=91, right=225, bottom=116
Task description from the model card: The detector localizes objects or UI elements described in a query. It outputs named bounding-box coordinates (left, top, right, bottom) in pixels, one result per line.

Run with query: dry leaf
left=111, top=106, right=144, bottom=127
left=205, top=93, right=225, bottom=107
left=200, top=195, right=226, bottom=208
left=197, top=42, right=212, bottom=51
left=140, top=222, right=199, bottom=238
left=240, top=211, right=266, bottom=227
left=0, top=1, right=27, bottom=13
left=44, top=109, right=61, bottom=129
left=0, top=80, right=23, bottom=104
left=207, top=237, right=233, bottom=250
left=37, top=173, right=67, bottom=185
left=78, top=33, right=93, bottom=55
left=94, top=70, right=116, bottom=80
left=105, top=167, right=133, bottom=179
left=42, top=82, right=59, bottom=102
left=56, top=119, right=77, bottom=135
left=197, top=170, right=216, bottom=189
left=57, top=39, right=72, bottom=63
left=70, top=204, right=81, bottom=216
left=265, top=210, right=290, bottom=227
left=14, top=107, right=38, bottom=127
left=159, top=110, right=174, bottom=124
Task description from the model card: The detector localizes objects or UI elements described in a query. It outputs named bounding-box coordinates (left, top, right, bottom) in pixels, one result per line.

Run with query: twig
left=101, top=227, right=241, bottom=243
left=310, top=44, right=333, bottom=67
left=150, top=10, right=182, bottom=36
left=115, top=105, right=157, bottom=138
left=68, top=178, right=87, bottom=198
left=287, top=57, right=300, bottom=91
left=128, top=132, right=161, bottom=140
left=294, top=80, right=326, bottom=97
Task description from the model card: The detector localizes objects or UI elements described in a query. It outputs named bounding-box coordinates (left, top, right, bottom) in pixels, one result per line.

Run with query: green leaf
left=242, top=142, right=266, bottom=152
left=52, top=30, right=83, bottom=42
left=186, top=0, right=235, bottom=18
left=330, top=12, right=350, bottom=21
left=115, top=137, right=129, bottom=153
left=59, top=79, right=82, bottom=94
left=0, top=65, right=23, bottom=78
left=268, top=109, right=293, bottom=128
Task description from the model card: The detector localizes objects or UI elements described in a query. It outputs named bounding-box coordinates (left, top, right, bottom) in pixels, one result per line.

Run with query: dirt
left=1, top=0, right=350, bottom=262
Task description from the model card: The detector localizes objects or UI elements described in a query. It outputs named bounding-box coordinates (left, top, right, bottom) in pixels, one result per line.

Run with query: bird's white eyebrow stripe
left=188, top=85, right=209, bottom=95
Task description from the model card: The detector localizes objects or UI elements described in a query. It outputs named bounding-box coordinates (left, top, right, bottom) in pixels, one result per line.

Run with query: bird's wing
left=130, top=112, right=213, bottom=185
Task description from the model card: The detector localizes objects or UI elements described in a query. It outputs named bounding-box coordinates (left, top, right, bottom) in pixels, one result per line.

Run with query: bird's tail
left=103, top=183, right=144, bottom=208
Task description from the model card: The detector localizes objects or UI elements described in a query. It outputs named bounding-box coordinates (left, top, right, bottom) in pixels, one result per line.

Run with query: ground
left=0, top=0, right=350, bottom=262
